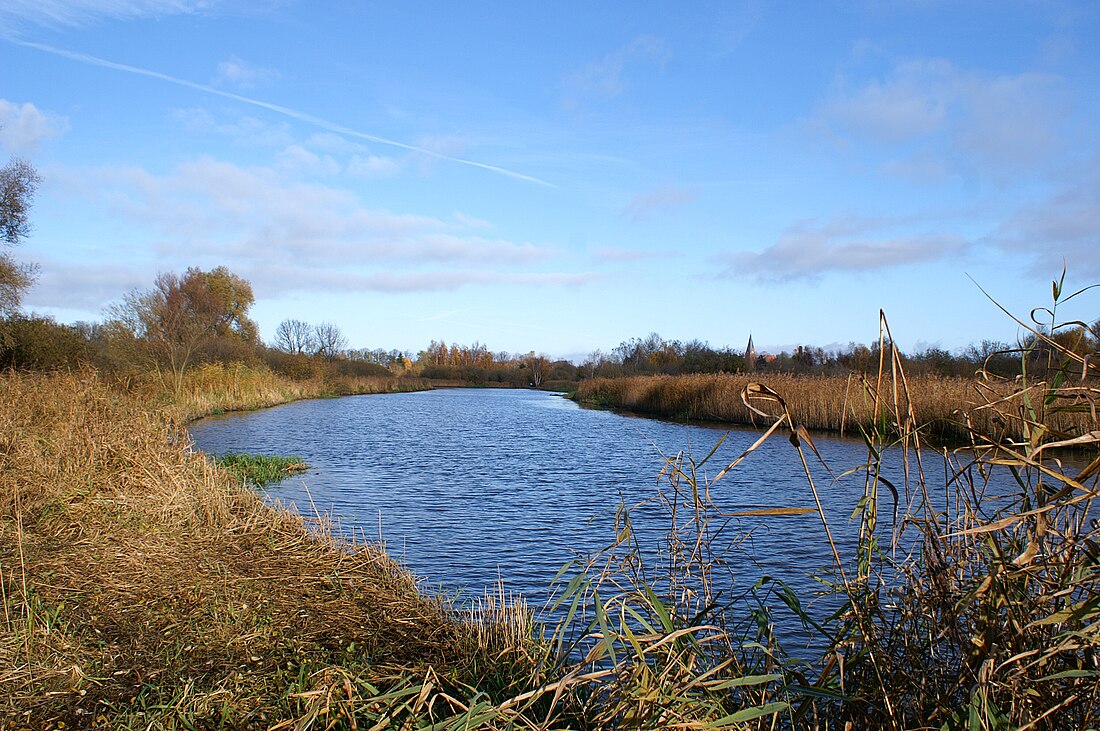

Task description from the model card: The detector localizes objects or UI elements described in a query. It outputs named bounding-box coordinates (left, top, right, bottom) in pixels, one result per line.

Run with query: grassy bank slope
left=137, top=362, right=431, bottom=421
left=0, top=371, right=520, bottom=728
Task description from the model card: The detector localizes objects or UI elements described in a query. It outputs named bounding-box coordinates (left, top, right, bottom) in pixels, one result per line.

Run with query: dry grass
left=576, top=371, right=1096, bottom=443
left=128, top=361, right=430, bottom=421
left=0, top=370, right=525, bottom=729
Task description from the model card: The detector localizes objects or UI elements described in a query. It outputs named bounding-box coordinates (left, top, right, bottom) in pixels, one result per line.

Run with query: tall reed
left=576, top=370, right=1094, bottom=444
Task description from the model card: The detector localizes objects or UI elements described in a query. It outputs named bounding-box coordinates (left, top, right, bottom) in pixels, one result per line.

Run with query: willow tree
left=112, top=266, right=258, bottom=394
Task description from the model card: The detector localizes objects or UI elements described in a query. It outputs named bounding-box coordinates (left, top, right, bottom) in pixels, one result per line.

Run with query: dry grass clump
left=0, top=368, right=795, bottom=730
left=528, top=486, right=795, bottom=730
left=0, top=370, right=524, bottom=729
left=577, top=372, right=856, bottom=427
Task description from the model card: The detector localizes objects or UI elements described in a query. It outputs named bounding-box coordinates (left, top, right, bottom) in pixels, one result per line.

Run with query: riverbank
left=144, top=361, right=432, bottom=421
left=574, top=371, right=1096, bottom=443
left=4, top=366, right=1097, bottom=729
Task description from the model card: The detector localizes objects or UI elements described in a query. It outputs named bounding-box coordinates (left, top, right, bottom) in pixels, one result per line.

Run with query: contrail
left=12, top=38, right=555, bottom=187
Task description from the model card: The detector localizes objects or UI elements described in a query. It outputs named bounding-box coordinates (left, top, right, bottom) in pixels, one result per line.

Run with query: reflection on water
left=188, top=388, right=1025, bottom=641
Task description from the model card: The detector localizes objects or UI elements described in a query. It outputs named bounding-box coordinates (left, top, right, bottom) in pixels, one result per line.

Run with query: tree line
left=7, top=284, right=1095, bottom=389
left=2, top=156, right=1096, bottom=388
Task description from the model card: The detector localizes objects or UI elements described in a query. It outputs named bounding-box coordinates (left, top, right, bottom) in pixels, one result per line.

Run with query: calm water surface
left=188, top=389, right=966, bottom=615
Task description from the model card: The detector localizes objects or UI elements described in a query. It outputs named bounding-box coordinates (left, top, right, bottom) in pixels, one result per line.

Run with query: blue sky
left=2, top=1, right=1098, bottom=359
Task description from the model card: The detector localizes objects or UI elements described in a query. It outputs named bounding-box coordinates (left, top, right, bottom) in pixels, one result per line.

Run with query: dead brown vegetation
left=575, top=371, right=1096, bottom=443
left=0, top=371, right=504, bottom=728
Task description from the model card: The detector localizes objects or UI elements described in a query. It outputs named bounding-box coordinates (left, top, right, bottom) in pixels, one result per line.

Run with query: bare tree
left=273, top=318, right=316, bottom=355
left=313, top=321, right=348, bottom=360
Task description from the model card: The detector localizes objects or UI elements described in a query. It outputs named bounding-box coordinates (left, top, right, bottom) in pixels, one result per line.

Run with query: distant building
left=745, top=334, right=757, bottom=372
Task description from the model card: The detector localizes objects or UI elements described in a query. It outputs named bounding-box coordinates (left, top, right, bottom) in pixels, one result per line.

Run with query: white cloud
left=212, top=55, right=279, bottom=89
left=812, top=58, right=1073, bottom=183
left=275, top=144, right=340, bottom=176
left=170, top=107, right=294, bottom=147
left=880, top=150, right=953, bottom=184
left=819, top=58, right=952, bottom=142
left=50, top=157, right=582, bottom=301
left=304, top=132, right=369, bottom=155
left=592, top=247, right=671, bottom=263
left=271, top=269, right=596, bottom=295
left=991, top=163, right=1100, bottom=279
left=392, top=233, right=551, bottom=264
left=451, top=212, right=493, bottom=231
left=346, top=154, right=400, bottom=178
left=25, top=257, right=145, bottom=311
left=414, top=132, right=466, bottom=157
left=952, top=71, right=1071, bottom=176
left=15, top=41, right=553, bottom=186
left=26, top=253, right=592, bottom=310
left=0, top=100, right=68, bottom=155
left=708, top=0, right=762, bottom=57
left=171, top=114, right=402, bottom=178
left=724, top=217, right=969, bottom=282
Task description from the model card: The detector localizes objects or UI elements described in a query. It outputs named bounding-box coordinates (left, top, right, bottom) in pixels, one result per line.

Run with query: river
left=187, top=387, right=995, bottom=645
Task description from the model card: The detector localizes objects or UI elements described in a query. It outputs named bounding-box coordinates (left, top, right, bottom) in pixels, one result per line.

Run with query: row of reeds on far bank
left=575, top=364, right=1098, bottom=446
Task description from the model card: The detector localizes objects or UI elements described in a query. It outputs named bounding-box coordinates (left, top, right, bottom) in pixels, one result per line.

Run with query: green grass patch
left=215, top=452, right=308, bottom=487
